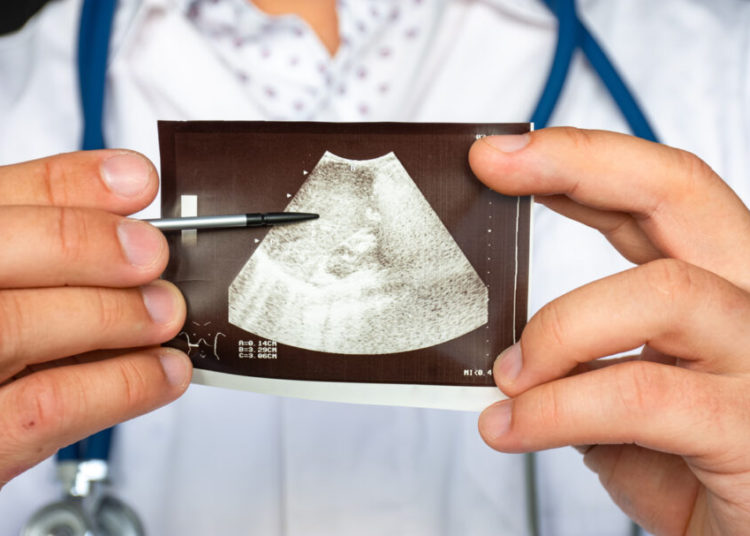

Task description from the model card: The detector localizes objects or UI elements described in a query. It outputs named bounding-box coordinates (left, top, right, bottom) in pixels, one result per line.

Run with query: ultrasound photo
left=159, top=121, right=531, bottom=409
left=228, top=151, right=488, bottom=354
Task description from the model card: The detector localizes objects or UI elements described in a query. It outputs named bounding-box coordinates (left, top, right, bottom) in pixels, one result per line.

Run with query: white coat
left=0, top=0, right=748, bottom=534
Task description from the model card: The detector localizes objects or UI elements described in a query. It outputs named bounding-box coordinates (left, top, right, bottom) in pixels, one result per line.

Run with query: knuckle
left=5, top=373, right=68, bottom=444
left=533, top=300, right=569, bottom=349
left=666, top=149, right=724, bottom=208
left=90, top=288, right=129, bottom=335
left=116, top=359, right=151, bottom=408
left=614, top=361, right=668, bottom=415
left=673, top=148, right=715, bottom=188
left=558, top=126, right=595, bottom=153
left=641, top=148, right=717, bottom=218
left=554, top=127, right=595, bottom=197
left=41, top=158, right=70, bottom=207
left=641, top=258, right=695, bottom=307
left=54, top=208, right=91, bottom=265
left=535, top=384, right=565, bottom=429
left=0, top=293, right=27, bottom=362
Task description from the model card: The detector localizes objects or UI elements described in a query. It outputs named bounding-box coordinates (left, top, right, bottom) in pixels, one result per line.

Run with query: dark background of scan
left=160, top=121, right=530, bottom=386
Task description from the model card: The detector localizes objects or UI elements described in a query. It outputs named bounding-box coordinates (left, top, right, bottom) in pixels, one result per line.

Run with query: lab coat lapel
left=112, top=0, right=265, bottom=120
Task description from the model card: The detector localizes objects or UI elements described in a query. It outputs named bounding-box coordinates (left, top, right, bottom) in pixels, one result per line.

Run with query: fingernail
left=480, top=400, right=513, bottom=441
left=100, top=153, right=152, bottom=198
left=159, top=349, right=192, bottom=387
left=495, top=342, right=523, bottom=382
left=483, top=134, right=530, bottom=153
left=118, top=219, right=164, bottom=267
left=141, top=282, right=178, bottom=324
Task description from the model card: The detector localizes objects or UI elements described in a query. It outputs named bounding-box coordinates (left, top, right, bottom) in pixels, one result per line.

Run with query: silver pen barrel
left=146, top=214, right=248, bottom=231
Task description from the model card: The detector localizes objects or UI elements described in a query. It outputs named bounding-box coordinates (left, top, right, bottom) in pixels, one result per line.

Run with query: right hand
left=470, top=128, right=750, bottom=535
left=0, top=150, right=191, bottom=489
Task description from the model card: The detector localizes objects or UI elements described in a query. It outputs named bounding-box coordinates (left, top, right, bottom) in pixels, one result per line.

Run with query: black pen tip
left=260, top=212, right=319, bottom=225
left=284, top=212, right=319, bottom=222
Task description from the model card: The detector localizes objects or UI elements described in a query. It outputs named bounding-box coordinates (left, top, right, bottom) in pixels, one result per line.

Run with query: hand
left=0, top=150, right=190, bottom=488
left=469, top=128, right=750, bottom=535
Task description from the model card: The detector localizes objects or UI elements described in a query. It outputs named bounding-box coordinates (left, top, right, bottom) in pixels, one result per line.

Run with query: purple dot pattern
left=185, top=0, right=429, bottom=120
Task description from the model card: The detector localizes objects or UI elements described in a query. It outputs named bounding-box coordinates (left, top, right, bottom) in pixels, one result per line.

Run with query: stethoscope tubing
left=56, top=0, right=118, bottom=468
left=78, top=0, right=117, bottom=152
left=534, top=0, right=658, bottom=142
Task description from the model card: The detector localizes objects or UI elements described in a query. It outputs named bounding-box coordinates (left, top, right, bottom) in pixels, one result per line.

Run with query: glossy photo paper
left=158, top=121, right=531, bottom=410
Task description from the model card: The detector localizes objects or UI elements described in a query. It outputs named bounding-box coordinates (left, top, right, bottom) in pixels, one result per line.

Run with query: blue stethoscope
left=23, top=0, right=656, bottom=535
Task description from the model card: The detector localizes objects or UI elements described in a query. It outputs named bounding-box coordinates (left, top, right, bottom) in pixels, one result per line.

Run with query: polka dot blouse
left=184, top=0, right=431, bottom=120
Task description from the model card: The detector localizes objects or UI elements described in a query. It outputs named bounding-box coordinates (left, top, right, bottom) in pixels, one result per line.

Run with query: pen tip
left=294, top=212, right=319, bottom=223
left=289, top=212, right=318, bottom=221
left=262, top=212, right=319, bottom=225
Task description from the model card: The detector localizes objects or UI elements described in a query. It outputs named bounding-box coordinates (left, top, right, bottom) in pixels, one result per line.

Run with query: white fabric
left=183, top=0, right=434, bottom=120
left=0, top=0, right=748, bottom=534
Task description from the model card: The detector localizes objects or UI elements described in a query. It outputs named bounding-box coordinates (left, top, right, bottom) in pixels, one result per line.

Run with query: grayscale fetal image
left=228, top=151, right=489, bottom=355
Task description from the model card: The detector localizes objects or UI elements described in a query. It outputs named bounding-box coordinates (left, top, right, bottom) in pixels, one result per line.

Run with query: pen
left=145, top=212, right=319, bottom=231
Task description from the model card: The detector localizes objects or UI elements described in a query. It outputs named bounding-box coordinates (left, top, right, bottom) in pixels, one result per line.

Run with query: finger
left=494, top=259, right=750, bottom=396
left=0, top=150, right=158, bottom=214
left=468, top=128, right=750, bottom=287
left=582, top=445, right=698, bottom=536
left=569, top=352, right=674, bottom=377
left=0, top=206, right=168, bottom=288
left=535, top=195, right=661, bottom=264
left=10, top=348, right=153, bottom=382
left=479, top=360, right=748, bottom=462
left=1, top=348, right=153, bottom=389
left=0, top=347, right=191, bottom=485
left=0, top=281, right=186, bottom=379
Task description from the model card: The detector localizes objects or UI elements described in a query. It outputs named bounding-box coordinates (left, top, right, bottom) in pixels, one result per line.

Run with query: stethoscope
left=23, top=0, right=656, bottom=534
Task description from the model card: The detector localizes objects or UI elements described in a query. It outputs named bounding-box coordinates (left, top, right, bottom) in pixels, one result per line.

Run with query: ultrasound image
left=228, top=151, right=488, bottom=355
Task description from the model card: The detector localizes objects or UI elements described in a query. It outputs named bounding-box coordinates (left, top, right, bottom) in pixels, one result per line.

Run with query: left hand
left=0, top=150, right=190, bottom=489
left=468, top=128, right=750, bottom=536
